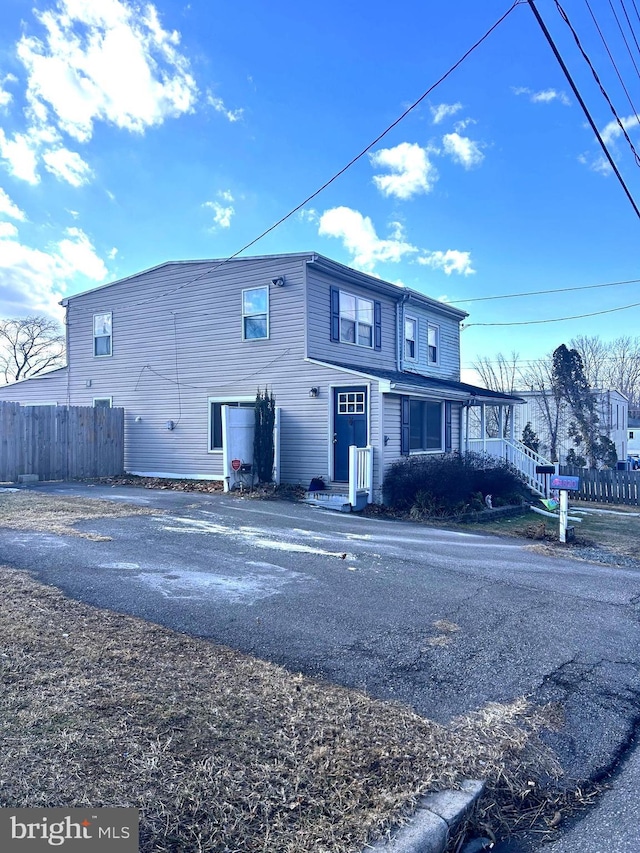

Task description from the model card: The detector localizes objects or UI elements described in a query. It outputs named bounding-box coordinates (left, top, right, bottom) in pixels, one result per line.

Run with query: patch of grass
left=0, top=491, right=156, bottom=540
left=0, top=567, right=565, bottom=853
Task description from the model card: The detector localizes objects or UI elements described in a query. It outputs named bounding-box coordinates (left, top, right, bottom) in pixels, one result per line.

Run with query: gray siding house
left=0, top=252, right=522, bottom=498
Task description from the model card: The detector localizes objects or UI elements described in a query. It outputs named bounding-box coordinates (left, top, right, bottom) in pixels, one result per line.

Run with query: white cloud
left=42, top=147, right=93, bottom=186
left=0, top=73, right=18, bottom=107
left=370, top=142, right=438, bottom=199
left=318, top=206, right=418, bottom=270
left=417, top=250, right=475, bottom=276
left=0, top=187, right=26, bottom=221
left=204, top=190, right=235, bottom=229
left=513, top=86, right=570, bottom=106
left=0, top=129, right=41, bottom=184
left=578, top=153, right=613, bottom=176
left=431, top=102, right=463, bottom=124
left=600, top=114, right=638, bottom=146
left=297, top=208, right=318, bottom=223
left=107, top=246, right=118, bottom=259
left=207, top=92, right=243, bottom=122
left=0, top=221, right=19, bottom=238
left=442, top=132, right=484, bottom=169
left=16, top=0, right=198, bottom=144
left=0, top=224, right=108, bottom=317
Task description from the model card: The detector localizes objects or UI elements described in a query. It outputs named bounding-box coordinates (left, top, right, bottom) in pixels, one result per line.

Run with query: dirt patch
left=0, top=491, right=156, bottom=540
left=0, top=567, right=566, bottom=853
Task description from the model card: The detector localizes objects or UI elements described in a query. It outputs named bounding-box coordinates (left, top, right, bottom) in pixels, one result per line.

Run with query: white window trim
left=93, top=312, right=113, bottom=358
left=339, top=290, right=374, bottom=349
left=207, top=396, right=255, bottom=453
left=409, top=399, right=444, bottom=454
left=93, top=397, right=113, bottom=407
left=404, top=315, right=418, bottom=362
left=427, top=323, right=440, bottom=367
left=241, top=286, right=270, bottom=341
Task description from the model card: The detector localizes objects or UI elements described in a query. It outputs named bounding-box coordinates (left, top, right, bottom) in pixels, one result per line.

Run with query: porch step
left=304, top=488, right=369, bottom=513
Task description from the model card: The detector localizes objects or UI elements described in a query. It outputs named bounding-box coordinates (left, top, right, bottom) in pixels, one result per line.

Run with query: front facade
left=0, top=253, right=521, bottom=498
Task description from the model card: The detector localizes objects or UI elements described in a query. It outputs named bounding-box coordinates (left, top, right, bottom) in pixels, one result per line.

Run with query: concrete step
left=304, top=488, right=369, bottom=513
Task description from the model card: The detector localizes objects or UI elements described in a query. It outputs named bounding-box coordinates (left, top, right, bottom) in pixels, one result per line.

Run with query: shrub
left=382, top=452, right=529, bottom=517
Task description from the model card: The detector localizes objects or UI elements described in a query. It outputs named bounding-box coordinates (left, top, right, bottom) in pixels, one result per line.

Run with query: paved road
left=2, top=483, right=640, bottom=848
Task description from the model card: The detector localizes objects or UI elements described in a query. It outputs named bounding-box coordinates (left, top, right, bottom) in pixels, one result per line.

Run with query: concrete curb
left=366, top=780, right=485, bottom=853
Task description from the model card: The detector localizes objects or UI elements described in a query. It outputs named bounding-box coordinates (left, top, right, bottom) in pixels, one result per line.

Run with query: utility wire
left=448, top=276, right=640, bottom=304
left=620, top=0, right=640, bottom=58
left=526, top=0, right=640, bottom=220
left=584, top=0, right=640, bottom=125
left=463, top=300, right=640, bottom=327
left=65, top=1, right=522, bottom=316
left=608, top=0, right=640, bottom=79
left=554, top=0, right=640, bottom=166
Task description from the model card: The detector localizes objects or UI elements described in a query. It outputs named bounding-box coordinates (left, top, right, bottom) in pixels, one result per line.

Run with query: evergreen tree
left=521, top=422, right=540, bottom=454
left=552, top=345, right=601, bottom=468
left=253, top=388, right=276, bottom=483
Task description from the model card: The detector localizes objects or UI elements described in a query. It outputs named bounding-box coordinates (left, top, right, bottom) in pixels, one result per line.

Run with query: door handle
left=333, top=433, right=338, bottom=444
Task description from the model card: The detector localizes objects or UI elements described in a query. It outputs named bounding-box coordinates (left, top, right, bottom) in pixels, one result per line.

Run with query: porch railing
left=466, top=438, right=553, bottom=496
left=348, top=445, right=373, bottom=507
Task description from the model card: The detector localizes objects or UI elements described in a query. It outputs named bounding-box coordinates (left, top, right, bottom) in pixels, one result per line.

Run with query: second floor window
left=242, top=287, right=269, bottom=340
left=428, top=324, right=439, bottom=364
left=93, top=313, right=112, bottom=357
left=405, top=317, right=417, bottom=360
left=340, top=292, right=374, bottom=347
left=330, top=286, right=382, bottom=350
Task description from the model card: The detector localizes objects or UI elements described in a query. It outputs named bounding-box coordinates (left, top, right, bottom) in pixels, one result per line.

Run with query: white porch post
left=464, top=404, right=470, bottom=453
left=497, top=405, right=504, bottom=448
left=480, top=404, right=486, bottom=453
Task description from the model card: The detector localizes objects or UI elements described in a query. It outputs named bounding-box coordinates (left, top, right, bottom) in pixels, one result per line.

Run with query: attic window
left=93, top=313, right=112, bottom=357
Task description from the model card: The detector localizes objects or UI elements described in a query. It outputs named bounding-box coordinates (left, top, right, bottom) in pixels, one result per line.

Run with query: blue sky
left=0, top=0, right=638, bottom=382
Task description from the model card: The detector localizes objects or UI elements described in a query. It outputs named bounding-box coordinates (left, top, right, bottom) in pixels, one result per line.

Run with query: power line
left=65, top=1, right=523, bottom=316
left=462, top=300, right=640, bottom=327
left=448, top=276, right=640, bottom=304
left=620, top=0, right=640, bottom=60
left=608, top=0, right=640, bottom=79
left=584, top=0, right=640, bottom=125
left=526, top=0, right=640, bottom=219
left=552, top=0, right=640, bottom=167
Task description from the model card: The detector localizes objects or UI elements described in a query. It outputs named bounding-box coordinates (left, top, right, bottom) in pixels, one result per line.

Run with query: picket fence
left=0, top=402, right=124, bottom=482
left=559, top=465, right=639, bottom=506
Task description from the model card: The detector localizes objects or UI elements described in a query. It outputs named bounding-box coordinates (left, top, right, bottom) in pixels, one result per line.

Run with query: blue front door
left=333, top=386, right=368, bottom=482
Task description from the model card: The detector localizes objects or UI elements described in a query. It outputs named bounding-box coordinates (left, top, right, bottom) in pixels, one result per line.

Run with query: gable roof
left=60, top=252, right=468, bottom=320
left=311, top=358, right=524, bottom=404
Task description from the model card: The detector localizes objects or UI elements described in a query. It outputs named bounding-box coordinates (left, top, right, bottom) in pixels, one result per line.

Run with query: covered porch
left=464, top=398, right=553, bottom=496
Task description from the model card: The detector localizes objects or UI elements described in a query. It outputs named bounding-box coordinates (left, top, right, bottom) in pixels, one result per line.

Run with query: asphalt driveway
left=2, top=482, right=640, bottom=804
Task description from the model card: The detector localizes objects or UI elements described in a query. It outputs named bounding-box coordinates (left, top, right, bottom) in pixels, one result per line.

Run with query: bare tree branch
left=0, top=317, right=66, bottom=383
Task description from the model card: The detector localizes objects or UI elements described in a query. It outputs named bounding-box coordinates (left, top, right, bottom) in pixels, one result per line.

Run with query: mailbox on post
left=549, top=475, right=580, bottom=543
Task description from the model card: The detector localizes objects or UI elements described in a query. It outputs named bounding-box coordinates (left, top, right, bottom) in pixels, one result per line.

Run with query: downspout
left=397, top=292, right=410, bottom=371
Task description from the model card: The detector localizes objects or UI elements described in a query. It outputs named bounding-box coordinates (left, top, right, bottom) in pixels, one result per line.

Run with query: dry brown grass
left=0, top=491, right=156, bottom=540
left=0, top=568, right=565, bottom=853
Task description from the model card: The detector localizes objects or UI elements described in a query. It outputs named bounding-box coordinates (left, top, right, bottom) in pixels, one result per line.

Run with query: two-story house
left=0, top=252, right=527, bottom=500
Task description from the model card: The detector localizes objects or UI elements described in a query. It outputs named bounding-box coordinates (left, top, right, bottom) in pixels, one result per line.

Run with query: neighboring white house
left=512, top=389, right=628, bottom=464
left=628, top=416, right=640, bottom=464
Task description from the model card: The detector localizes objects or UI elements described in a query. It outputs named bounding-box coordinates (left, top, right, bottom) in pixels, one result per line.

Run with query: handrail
left=466, top=437, right=554, bottom=496
left=348, top=445, right=373, bottom=507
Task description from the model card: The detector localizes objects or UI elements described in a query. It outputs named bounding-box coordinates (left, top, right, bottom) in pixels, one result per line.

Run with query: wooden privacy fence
left=0, top=402, right=124, bottom=482
left=559, top=465, right=639, bottom=506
